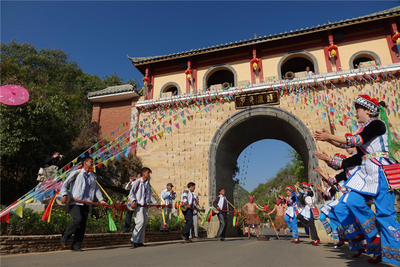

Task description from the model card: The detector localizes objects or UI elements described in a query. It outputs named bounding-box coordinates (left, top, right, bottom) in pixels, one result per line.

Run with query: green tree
left=0, top=40, right=136, bottom=205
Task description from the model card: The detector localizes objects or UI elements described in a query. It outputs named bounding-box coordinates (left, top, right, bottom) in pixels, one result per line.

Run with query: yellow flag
left=103, top=160, right=109, bottom=167
left=13, top=204, right=24, bottom=218
left=25, top=197, right=34, bottom=204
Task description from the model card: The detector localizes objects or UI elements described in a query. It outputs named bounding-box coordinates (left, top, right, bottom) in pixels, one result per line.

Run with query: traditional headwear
left=354, top=95, right=380, bottom=117
left=285, top=185, right=295, bottom=192
left=301, top=182, right=312, bottom=189
left=275, top=197, right=282, bottom=205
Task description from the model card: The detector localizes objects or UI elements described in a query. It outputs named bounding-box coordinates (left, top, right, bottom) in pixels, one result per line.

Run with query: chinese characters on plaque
left=235, top=91, right=280, bottom=109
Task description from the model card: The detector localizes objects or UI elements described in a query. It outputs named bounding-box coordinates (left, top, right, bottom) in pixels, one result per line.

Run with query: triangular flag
left=12, top=204, right=24, bottom=218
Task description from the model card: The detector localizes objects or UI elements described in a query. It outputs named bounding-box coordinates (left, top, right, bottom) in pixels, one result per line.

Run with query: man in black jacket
left=213, top=188, right=230, bottom=241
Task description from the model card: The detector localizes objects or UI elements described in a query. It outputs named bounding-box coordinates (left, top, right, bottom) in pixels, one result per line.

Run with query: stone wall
left=0, top=231, right=207, bottom=255
left=135, top=81, right=400, bottom=207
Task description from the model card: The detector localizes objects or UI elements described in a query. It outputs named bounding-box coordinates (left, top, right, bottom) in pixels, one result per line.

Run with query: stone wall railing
left=1, top=231, right=207, bottom=255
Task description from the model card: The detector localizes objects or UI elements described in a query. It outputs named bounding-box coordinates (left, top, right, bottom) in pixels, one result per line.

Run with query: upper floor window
left=350, top=51, right=381, bottom=69
left=160, top=82, right=180, bottom=98
left=281, top=57, right=314, bottom=79
left=207, top=69, right=234, bottom=89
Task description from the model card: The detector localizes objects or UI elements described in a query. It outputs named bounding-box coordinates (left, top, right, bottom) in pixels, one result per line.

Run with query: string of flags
left=1, top=65, right=400, bottom=225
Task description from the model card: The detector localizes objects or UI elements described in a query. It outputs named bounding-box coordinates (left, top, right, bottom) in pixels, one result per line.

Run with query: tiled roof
left=88, top=84, right=136, bottom=98
left=127, top=6, right=400, bottom=66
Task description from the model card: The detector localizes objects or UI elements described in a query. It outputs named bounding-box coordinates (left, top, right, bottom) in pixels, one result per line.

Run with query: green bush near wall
left=1, top=206, right=187, bottom=235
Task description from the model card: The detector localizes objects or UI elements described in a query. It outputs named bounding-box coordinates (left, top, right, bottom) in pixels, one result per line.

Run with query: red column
left=149, top=74, right=154, bottom=99
left=193, top=68, right=197, bottom=92
left=186, top=58, right=191, bottom=94
left=250, top=46, right=256, bottom=85
left=386, top=19, right=400, bottom=63
left=323, top=46, right=333, bottom=73
left=258, top=57, right=264, bottom=83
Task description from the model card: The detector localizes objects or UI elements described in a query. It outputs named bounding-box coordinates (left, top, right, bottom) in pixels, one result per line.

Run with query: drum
left=55, top=193, right=70, bottom=206
left=125, top=199, right=135, bottom=211
left=180, top=204, right=188, bottom=211
left=211, top=207, right=219, bottom=216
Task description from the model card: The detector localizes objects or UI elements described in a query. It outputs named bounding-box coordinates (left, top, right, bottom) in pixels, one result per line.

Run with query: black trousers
left=217, top=213, right=228, bottom=238
left=297, top=214, right=319, bottom=241
left=182, top=209, right=193, bottom=239
left=123, top=210, right=135, bottom=232
left=63, top=204, right=89, bottom=250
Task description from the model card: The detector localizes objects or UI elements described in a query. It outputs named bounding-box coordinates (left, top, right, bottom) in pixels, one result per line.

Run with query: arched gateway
left=208, top=106, right=318, bottom=205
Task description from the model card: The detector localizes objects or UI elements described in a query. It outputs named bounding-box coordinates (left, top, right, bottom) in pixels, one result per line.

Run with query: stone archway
left=208, top=106, right=319, bottom=206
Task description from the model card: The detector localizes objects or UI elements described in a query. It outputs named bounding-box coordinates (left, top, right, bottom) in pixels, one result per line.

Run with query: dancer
left=213, top=188, right=230, bottom=241
left=265, top=197, right=288, bottom=239
left=315, top=165, right=348, bottom=248
left=123, top=173, right=140, bottom=233
left=60, top=157, right=107, bottom=251
left=295, top=182, right=320, bottom=246
left=160, top=182, right=175, bottom=232
left=189, top=194, right=201, bottom=240
left=242, top=196, right=265, bottom=239
left=129, top=167, right=157, bottom=248
left=316, top=151, right=366, bottom=257
left=180, top=182, right=197, bottom=242
left=283, top=185, right=300, bottom=243
left=314, top=95, right=400, bottom=264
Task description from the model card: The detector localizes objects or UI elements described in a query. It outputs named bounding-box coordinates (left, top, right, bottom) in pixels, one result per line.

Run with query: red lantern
left=250, top=57, right=259, bottom=71
left=142, top=77, right=150, bottom=86
left=392, top=32, right=400, bottom=43
left=185, top=68, right=192, bottom=79
left=328, top=44, right=338, bottom=57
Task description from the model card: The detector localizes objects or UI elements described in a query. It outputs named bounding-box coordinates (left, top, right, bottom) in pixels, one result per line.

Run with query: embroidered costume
left=284, top=186, right=300, bottom=242
left=329, top=95, right=400, bottom=265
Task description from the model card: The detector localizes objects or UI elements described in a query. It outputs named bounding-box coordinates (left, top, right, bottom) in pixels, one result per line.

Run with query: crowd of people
left=56, top=94, right=400, bottom=266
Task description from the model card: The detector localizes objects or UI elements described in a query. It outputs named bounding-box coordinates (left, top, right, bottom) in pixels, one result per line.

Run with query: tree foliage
left=0, top=40, right=136, bottom=205
left=245, top=149, right=306, bottom=219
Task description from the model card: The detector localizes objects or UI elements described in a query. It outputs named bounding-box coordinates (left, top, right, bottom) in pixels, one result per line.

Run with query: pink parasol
left=0, top=85, right=30, bottom=106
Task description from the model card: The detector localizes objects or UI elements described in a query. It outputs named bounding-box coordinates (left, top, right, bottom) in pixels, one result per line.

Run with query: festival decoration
left=328, top=44, right=338, bottom=57
left=392, top=32, right=400, bottom=43
left=250, top=57, right=259, bottom=71
left=0, top=85, right=30, bottom=106
left=185, top=68, right=192, bottom=79
left=142, top=76, right=150, bottom=86
left=1, top=63, right=400, bottom=228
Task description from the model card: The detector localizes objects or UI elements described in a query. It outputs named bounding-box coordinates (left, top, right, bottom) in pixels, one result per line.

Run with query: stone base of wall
left=0, top=231, right=207, bottom=255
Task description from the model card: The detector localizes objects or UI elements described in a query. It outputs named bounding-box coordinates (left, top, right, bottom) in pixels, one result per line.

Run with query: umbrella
left=0, top=85, right=30, bottom=106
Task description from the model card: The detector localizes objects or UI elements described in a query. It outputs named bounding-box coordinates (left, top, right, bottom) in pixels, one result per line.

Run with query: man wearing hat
left=283, top=185, right=300, bottom=243
left=160, top=182, right=176, bottom=232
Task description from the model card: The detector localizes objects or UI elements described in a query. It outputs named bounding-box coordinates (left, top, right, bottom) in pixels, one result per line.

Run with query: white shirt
left=128, top=178, right=156, bottom=205
left=181, top=189, right=195, bottom=206
left=161, top=188, right=176, bottom=205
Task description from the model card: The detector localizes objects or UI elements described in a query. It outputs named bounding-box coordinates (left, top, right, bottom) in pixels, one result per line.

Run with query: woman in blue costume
left=283, top=185, right=300, bottom=243
left=315, top=149, right=367, bottom=257
left=314, top=95, right=400, bottom=265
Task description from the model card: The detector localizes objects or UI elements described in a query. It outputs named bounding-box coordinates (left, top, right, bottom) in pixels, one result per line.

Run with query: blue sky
left=2, top=1, right=399, bottom=191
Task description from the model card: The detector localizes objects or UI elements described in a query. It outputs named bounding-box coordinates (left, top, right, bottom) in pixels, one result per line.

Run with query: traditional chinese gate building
left=89, top=7, right=400, bottom=210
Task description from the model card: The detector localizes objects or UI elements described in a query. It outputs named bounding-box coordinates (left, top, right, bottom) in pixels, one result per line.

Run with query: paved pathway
left=1, top=229, right=396, bottom=267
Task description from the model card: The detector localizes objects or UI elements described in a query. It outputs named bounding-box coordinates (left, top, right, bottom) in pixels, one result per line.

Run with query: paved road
left=1, top=229, right=395, bottom=267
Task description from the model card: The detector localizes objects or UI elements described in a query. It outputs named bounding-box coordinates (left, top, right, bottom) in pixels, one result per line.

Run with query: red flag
left=0, top=212, right=10, bottom=223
